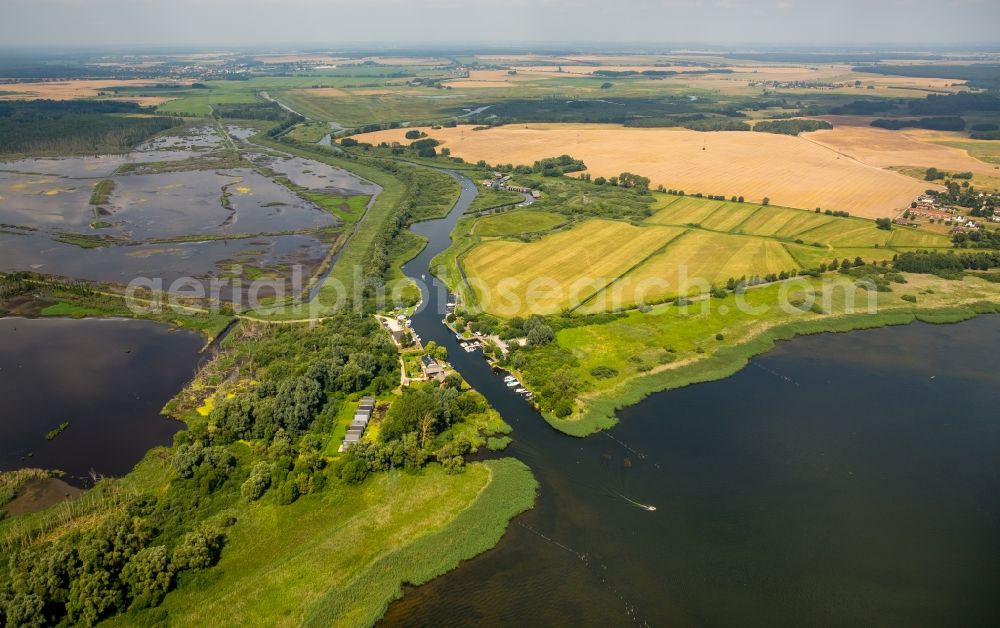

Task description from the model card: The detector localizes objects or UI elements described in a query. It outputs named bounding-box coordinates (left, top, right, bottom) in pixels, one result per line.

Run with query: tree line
left=0, top=100, right=180, bottom=155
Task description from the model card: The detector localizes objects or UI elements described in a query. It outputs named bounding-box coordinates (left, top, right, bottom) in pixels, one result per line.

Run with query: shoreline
left=546, top=301, right=1000, bottom=436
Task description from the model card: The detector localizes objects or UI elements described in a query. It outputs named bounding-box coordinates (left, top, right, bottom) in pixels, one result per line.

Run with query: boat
left=503, top=375, right=516, bottom=382
left=506, top=380, right=519, bottom=387
left=515, top=387, right=527, bottom=393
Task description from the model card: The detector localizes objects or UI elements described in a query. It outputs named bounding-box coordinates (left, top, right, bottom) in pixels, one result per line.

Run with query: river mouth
left=385, top=167, right=1000, bottom=626
left=0, top=317, right=204, bottom=487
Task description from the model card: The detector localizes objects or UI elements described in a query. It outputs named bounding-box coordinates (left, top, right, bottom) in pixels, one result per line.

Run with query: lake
left=0, top=317, right=204, bottom=486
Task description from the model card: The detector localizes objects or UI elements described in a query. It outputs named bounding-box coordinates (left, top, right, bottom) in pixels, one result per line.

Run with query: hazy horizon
left=1, top=0, right=998, bottom=49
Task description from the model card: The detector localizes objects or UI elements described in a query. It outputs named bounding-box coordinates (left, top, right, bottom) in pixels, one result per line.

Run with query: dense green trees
left=531, top=155, right=586, bottom=176
left=0, top=100, right=180, bottom=155
left=332, top=382, right=499, bottom=484
left=894, top=250, right=1000, bottom=274
left=871, top=116, right=965, bottom=131
left=0, top=509, right=224, bottom=625
left=208, top=316, right=398, bottom=447
left=240, top=462, right=272, bottom=502
left=753, top=119, right=832, bottom=135
left=213, top=102, right=285, bottom=121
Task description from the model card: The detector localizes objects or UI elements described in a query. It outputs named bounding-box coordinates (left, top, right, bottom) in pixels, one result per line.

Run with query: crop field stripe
left=647, top=198, right=725, bottom=226
left=778, top=212, right=838, bottom=239
left=572, top=228, right=691, bottom=312
left=792, top=219, right=890, bottom=247
left=781, top=242, right=830, bottom=267
left=700, top=203, right=762, bottom=232
left=888, top=227, right=953, bottom=248
left=576, top=231, right=801, bottom=313
left=462, top=219, right=684, bottom=316
left=651, top=195, right=684, bottom=211
left=727, top=205, right=767, bottom=233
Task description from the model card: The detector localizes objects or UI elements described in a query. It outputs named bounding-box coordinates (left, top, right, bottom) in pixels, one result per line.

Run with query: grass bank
left=121, top=459, right=536, bottom=628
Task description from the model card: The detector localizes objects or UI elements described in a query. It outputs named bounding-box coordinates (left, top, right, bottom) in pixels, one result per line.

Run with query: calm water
left=384, top=171, right=1000, bottom=627
left=0, top=317, right=203, bottom=485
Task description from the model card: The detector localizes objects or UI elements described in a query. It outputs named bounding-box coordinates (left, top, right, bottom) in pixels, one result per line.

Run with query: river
left=382, top=170, right=1000, bottom=626
left=0, top=317, right=204, bottom=486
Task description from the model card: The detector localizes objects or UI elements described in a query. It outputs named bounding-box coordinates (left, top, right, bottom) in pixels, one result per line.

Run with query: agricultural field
left=473, top=210, right=567, bottom=236
left=353, top=124, right=932, bottom=217
left=0, top=79, right=186, bottom=105
left=890, top=165, right=1000, bottom=193
left=907, top=131, right=1000, bottom=166
left=462, top=219, right=685, bottom=316
left=803, top=123, right=999, bottom=174
left=578, top=231, right=799, bottom=313
left=458, top=194, right=953, bottom=316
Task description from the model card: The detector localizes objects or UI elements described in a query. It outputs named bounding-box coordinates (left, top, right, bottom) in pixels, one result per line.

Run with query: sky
left=0, top=0, right=998, bottom=49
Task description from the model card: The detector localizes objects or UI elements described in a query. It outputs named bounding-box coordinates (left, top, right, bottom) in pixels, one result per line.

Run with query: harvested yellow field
left=355, top=123, right=931, bottom=217
left=463, top=220, right=684, bottom=317
left=0, top=79, right=182, bottom=101
left=580, top=231, right=800, bottom=312
left=804, top=124, right=996, bottom=174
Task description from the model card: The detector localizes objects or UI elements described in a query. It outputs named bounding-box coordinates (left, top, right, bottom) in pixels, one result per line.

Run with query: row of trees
left=894, top=250, right=1000, bottom=273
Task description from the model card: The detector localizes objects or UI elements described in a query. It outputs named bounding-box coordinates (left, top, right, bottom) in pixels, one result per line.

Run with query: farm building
left=382, top=317, right=406, bottom=342
left=421, top=354, right=446, bottom=381
left=340, top=397, right=377, bottom=451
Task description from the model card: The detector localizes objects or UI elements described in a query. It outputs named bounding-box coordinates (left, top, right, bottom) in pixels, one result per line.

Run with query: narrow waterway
left=381, top=171, right=1000, bottom=626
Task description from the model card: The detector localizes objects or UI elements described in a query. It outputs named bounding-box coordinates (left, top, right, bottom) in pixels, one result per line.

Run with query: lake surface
left=0, top=317, right=204, bottom=485
left=384, top=170, right=1000, bottom=627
